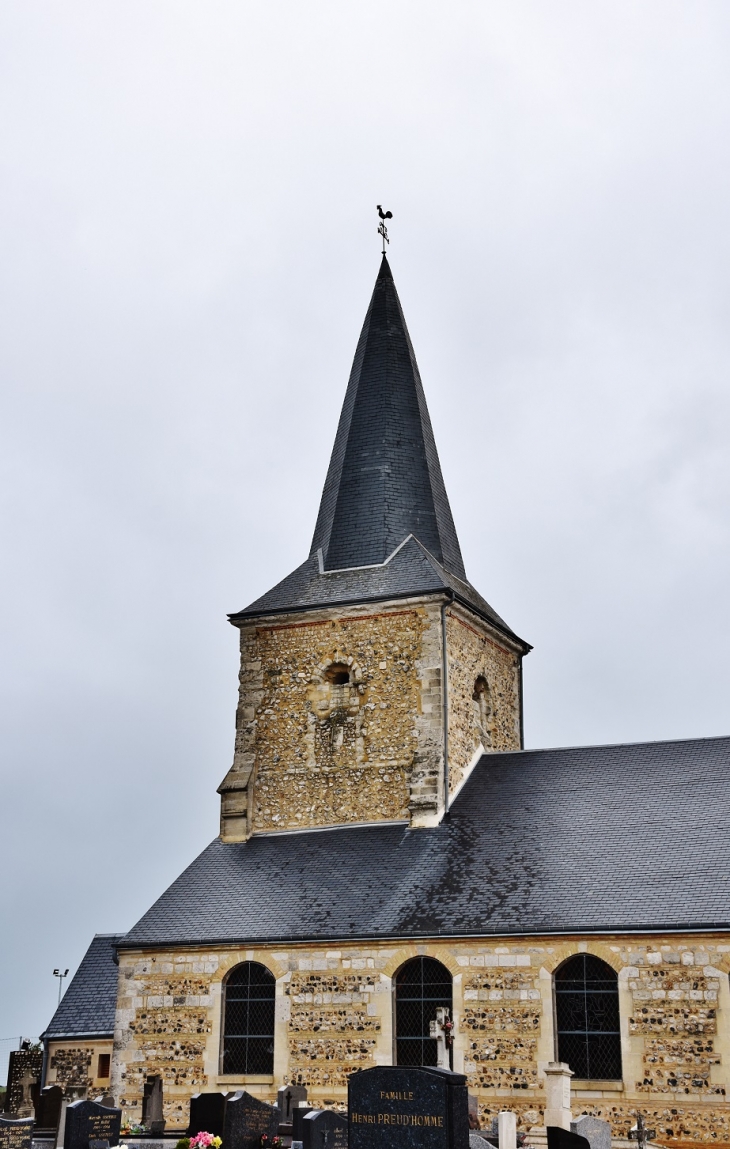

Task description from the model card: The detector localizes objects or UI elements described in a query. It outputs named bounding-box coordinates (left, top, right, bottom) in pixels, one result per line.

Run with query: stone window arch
left=324, top=662, right=351, bottom=686
left=555, top=954, right=622, bottom=1080
left=472, top=675, right=493, bottom=747
left=394, top=956, right=452, bottom=1067
left=221, top=961, right=276, bottom=1075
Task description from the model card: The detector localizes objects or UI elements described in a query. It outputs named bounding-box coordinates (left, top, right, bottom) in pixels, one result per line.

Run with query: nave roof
left=120, top=734, right=730, bottom=949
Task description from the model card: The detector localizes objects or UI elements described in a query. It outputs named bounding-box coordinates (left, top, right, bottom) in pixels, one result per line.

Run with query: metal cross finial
left=377, top=205, right=392, bottom=253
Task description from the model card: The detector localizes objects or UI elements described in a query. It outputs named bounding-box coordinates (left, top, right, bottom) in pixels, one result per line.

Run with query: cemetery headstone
left=35, top=1086, right=63, bottom=1136
left=142, top=1077, right=165, bottom=1135
left=222, top=1091, right=279, bottom=1149
left=89, top=1140, right=110, bottom=1149
left=188, top=1094, right=227, bottom=1139
left=498, top=1113, right=516, bottom=1149
left=348, top=1066, right=468, bottom=1149
left=570, top=1118, right=611, bottom=1149
left=95, top=1096, right=115, bottom=1111
left=277, top=1086, right=308, bottom=1127
left=546, top=1129, right=589, bottom=1149
left=63, top=1099, right=121, bottom=1149
left=467, top=1098, right=479, bottom=1132
left=0, top=1117, right=33, bottom=1149
left=302, top=1110, right=347, bottom=1149
left=3, top=1051, right=42, bottom=1119
left=292, top=1108, right=316, bottom=1142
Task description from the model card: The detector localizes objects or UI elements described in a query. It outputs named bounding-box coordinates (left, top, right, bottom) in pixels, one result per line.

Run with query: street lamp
left=53, top=969, right=69, bottom=1006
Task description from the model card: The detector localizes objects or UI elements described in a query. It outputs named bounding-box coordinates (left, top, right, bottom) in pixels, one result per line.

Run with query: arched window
left=555, top=955, right=622, bottom=1080
left=222, top=962, right=276, bottom=1075
left=394, top=957, right=452, bottom=1067
left=324, top=662, right=350, bottom=685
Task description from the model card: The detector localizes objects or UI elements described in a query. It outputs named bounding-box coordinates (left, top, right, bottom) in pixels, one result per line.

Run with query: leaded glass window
left=222, top=962, right=275, bottom=1075
left=555, top=954, right=622, bottom=1080
left=394, top=957, right=452, bottom=1067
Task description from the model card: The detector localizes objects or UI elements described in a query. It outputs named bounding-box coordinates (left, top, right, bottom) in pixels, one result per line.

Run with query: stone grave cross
left=629, top=1114, right=656, bottom=1149
left=429, top=1007, right=454, bottom=1070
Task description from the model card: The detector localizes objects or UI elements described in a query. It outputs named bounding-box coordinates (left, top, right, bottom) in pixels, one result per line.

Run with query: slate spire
left=310, top=256, right=467, bottom=579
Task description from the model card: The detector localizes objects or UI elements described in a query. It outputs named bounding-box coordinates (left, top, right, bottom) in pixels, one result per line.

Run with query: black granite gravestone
left=223, top=1091, right=279, bottom=1149
left=188, top=1094, right=228, bottom=1139
left=277, top=1087, right=308, bottom=1127
left=35, top=1086, right=63, bottom=1136
left=302, top=1109, right=348, bottom=1149
left=292, top=1107, right=316, bottom=1142
left=348, top=1066, right=468, bottom=1149
left=63, top=1100, right=121, bottom=1149
left=0, top=1117, right=34, bottom=1149
left=546, top=1129, right=590, bottom=1149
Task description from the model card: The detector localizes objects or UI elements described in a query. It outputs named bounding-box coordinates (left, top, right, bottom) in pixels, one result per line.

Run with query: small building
left=41, top=934, right=120, bottom=1096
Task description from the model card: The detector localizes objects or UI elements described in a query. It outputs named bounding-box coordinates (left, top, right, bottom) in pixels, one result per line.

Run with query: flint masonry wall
left=45, top=1040, right=114, bottom=1096
left=112, top=935, right=730, bottom=1144
left=218, top=597, right=523, bottom=840
left=445, top=607, right=522, bottom=797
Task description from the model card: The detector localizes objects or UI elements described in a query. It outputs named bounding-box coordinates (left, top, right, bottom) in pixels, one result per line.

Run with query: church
left=42, top=254, right=730, bottom=1146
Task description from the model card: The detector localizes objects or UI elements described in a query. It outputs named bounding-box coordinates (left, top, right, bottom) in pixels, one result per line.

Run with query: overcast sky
left=1, top=1, right=729, bottom=1057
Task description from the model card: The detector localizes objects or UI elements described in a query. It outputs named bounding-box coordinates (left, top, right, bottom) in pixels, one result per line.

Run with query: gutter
left=115, top=921, right=730, bottom=953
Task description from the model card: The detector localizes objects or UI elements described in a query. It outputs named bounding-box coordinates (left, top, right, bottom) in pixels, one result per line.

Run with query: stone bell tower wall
left=444, top=605, right=523, bottom=799
left=219, top=596, right=447, bottom=840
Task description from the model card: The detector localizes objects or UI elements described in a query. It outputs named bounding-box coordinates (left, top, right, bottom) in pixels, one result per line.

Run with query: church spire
left=311, top=256, right=466, bottom=578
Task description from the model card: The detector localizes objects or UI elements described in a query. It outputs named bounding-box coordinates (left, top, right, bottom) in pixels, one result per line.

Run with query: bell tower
left=218, top=256, right=530, bottom=842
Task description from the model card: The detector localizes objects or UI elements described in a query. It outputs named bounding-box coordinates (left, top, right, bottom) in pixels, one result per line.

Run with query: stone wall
left=218, top=600, right=444, bottom=839
left=112, top=935, right=730, bottom=1144
left=445, top=607, right=522, bottom=796
left=217, top=596, right=524, bottom=841
left=45, top=1040, right=115, bottom=1097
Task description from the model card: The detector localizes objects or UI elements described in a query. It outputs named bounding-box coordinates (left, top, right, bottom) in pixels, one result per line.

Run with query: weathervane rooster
left=377, top=205, right=392, bottom=253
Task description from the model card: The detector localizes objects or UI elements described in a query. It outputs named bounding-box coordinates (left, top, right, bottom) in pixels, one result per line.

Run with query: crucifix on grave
left=429, top=1006, right=454, bottom=1069
left=629, top=1113, right=656, bottom=1149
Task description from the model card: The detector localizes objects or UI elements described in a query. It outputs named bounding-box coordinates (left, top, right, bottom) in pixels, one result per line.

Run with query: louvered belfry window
left=555, top=954, right=622, bottom=1080
left=222, top=962, right=276, bottom=1075
left=395, top=957, right=452, bottom=1067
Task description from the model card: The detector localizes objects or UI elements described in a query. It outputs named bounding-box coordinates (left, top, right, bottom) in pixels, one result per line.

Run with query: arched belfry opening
left=394, top=956, right=452, bottom=1067
left=555, top=954, right=622, bottom=1080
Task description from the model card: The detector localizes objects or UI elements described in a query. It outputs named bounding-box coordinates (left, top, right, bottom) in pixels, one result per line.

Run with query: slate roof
left=120, top=735, right=730, bottom=949
left=231, top=257, right=524, bottom=645
left=43, top=934, right=122, bottom=1039
left=234, top=536, right=523, bottom=643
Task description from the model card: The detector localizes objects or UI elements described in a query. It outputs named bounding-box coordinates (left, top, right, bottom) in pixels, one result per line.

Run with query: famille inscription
left=351, top=1091, right=445, bottom=1129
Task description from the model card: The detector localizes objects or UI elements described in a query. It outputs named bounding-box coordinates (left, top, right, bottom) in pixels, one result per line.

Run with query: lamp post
left=53, top=969, right=69, bottom=1006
